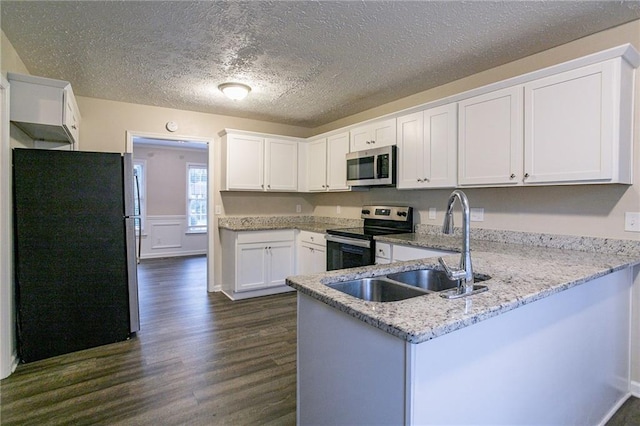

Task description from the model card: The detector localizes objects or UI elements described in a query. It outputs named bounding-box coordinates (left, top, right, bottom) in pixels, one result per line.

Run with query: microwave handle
left=376, top=154, right=382, bottom=179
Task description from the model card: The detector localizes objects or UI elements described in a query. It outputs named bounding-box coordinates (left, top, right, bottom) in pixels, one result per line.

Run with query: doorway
left=126, top=131, right=214, bottom=293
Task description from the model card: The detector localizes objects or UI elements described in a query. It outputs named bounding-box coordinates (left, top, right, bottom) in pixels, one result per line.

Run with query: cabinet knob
left=365, top=141, right=371, bottom=145
left=322, top=184, right=326, bottom=188
left=268, top=184, right=271, bottom=189
left=524, top=173, right=530, bottom=179
left=71, top=125, right=77, bottom=130
left=424, top=177, right=430, bottom=183
left=510, top=174, right=516, bottom=179
left=261, top=184, right=264, bottom=188
left=371, top=140, right=375, bottom=144
left=417, top=178, right=422, bottom=183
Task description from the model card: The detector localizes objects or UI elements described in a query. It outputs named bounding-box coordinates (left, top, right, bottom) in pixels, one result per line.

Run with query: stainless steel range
left=326, top=205, right=413, bottom=271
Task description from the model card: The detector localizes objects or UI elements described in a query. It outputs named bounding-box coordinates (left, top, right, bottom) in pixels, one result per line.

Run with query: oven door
left=326, top=235, right=373, bottom=271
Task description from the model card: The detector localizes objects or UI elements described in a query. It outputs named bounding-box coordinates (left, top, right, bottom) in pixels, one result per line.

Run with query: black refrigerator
left=12, top=148, right=140, bottom=363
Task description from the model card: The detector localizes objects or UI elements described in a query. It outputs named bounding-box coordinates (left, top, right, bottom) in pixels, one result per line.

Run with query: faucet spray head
left=442, top=211, right=454, bottom=234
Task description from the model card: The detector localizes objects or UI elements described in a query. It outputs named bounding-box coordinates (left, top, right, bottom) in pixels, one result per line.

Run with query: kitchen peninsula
left=287, top=228, right=640, bottom=425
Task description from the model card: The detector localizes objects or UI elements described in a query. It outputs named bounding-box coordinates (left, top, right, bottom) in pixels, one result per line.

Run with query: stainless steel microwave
left=346, top=145, right=396, bottom=187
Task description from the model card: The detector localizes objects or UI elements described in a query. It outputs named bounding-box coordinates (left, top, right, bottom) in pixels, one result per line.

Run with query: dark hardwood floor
left=0, top=256, right=297, bottom=425
left=1, top=255, right=638, bottom=425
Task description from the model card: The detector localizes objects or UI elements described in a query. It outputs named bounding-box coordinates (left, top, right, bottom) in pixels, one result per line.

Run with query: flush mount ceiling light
left=218, top=82, right=251, bottom=101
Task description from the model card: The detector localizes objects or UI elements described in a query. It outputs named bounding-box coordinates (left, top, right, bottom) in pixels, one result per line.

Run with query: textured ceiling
left=2, top=1, right=640, bottom=128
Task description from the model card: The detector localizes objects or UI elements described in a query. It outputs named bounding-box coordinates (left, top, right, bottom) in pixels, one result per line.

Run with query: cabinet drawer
left=375, top=242, right=391, bottom=260
left=237, top=229, right=295, bottom=244
left=299, top=230, right=326, bottom=247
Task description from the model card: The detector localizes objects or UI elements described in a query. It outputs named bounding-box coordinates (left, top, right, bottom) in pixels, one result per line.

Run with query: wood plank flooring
left=2, top=255, right=639, bottom=425
left=0, top=256, right=297, bottom=425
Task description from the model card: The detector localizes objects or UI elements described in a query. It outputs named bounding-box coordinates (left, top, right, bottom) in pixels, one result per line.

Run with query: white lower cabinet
left=297, top=231, right=326, bottom=274
left=221, top=229, right=295, bottom=300
left=374, top=242, right=391, bottom=264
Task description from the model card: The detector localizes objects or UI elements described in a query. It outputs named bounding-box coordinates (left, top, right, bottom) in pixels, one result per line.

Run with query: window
left=187, top=163, right=207, bottom=232
left=133, top=160, right=145, bottom=231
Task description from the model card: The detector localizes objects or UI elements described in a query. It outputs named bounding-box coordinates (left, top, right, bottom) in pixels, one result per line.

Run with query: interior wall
left=312, top=19, right=640, bottom=242
left=133, top=144, right=208, bottom=215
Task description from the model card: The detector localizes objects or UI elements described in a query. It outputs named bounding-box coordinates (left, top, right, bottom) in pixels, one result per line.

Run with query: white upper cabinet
left=397, top=104, right=457, bottom=189
left=222, top=132, right=265, bottom=191
left=458, top=86, right=523, bottom=187
left=8, top=72, right=81, bottom=148
left=306, top=132, right=350, bottom=192
left=350, top=117, right=396, bottom=151
left=326, top=132, right=350, bottom=190
left=523, top=58, right=633, bottom=184
left=222, top=131, right=299, bottom=191
left=306, top=138, right=328, bottom=191
left=265, top=138, right=298, bottom=191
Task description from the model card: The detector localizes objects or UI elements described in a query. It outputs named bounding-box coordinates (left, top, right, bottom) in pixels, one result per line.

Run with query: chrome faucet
left=438, top=190, right=474, bottom=294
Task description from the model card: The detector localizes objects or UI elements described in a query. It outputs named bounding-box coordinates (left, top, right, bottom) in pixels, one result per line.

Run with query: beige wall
left=133, top=144, right=208, bottom=216
left=312, top=20, right=640, bottom=242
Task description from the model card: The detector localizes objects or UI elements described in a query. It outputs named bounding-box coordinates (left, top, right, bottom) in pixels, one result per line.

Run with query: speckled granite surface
left=218, top=215, right=361, bottom=233
left=287, top=235, right=640, bottom=344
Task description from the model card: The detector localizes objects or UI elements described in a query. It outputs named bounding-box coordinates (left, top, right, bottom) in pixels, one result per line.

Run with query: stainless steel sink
left=386, top=268, right=491, bottom=293
left=326, top=278, right=429, bottom=302
left=386, top=269, right=460, bottom=292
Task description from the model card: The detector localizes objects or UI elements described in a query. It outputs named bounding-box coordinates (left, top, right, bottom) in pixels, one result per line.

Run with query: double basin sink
left=326, top=269, right=489, bottom=302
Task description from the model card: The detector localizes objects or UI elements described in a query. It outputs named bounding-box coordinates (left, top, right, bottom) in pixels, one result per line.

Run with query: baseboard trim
left=598, top=392, right=632, bottom=426
left=630, top=380, right=640, bottom=397
left=140, top=250, right=206, bottom=260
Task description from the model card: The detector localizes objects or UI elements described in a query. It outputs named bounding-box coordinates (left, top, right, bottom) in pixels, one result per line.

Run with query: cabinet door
left=458, top=86, right=523, bottom=186
left=326, top=132, right=350, bottom=191
left=307, top=138, right=328, bottom=191
left=265, top=138, right=298, bottom=191
left=267, top=241, right=295, bottom=287
left=62, top=87, right=79, bottom=146
left=236, top=243, right=268, bottom=291
left=226, top=134, right=264, bottom=190
left=524, top=61, right=615, bottom=184
left=299, top=243, right=326, bottom=274
left=424, top=103, right=457, bottom=188
left=397, top=111, right=424, bottom=189
left=350, top=125, right=371, bottom=152
left=350, top=118, right=396, bottom=151
left=370, top=117, right=397, bottom=148
left=312, top=245, right=326, bottom=273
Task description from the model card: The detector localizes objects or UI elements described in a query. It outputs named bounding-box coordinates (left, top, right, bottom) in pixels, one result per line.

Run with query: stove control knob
left=362, top=209, right=371, bottom=215
left=397, top=211, right=407, bottom=217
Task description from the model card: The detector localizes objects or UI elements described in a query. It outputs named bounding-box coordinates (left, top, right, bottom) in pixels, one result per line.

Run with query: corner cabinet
left=458, top=55, right=636, bottom=187
left=221, top=130, right=299, bottom=191
left=220, top=229, right=296, bottom=300
left=397, top=104, right=457, bottom=189
left=8, top=72, right=80, bottom=148
left=305, top=132, right=350, bottom=192
left=523, top=58, right=634, bottom=184
left=350, top=117, right=396, bottom=152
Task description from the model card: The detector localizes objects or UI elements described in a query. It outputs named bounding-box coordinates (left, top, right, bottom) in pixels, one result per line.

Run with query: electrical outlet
left=215, top=205, right=222, bottom=215
left=470, top=208, right=484, bottom=222
left=336, top=205, right=341, bottom=214
left=625, top=212, right=640, bottom=232
left=296, top=204, right=301, bottom=213
left=428, top=208, right=436, bottom=220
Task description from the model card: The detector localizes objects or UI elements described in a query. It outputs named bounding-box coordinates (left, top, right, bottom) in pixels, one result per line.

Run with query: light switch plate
left=625, top=212, right=640, bottom=232
left=470, top=208, right=484, bottom=222
left=215, top=205, right=222, bottom=215
left=337, top=205, right=341, bottom=214
left=296, top=204, right=302, bottom=213
left=428, top=208, right=436, bottom=220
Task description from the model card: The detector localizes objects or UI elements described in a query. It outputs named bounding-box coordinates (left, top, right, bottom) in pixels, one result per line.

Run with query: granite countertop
left=217, top=215, right=361, bottom=234
left=286, top=231, right=640, bottom=344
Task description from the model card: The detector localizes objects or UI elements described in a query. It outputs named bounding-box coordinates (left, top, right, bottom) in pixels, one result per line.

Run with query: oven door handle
left=325, top=235, right=371, bottom=249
